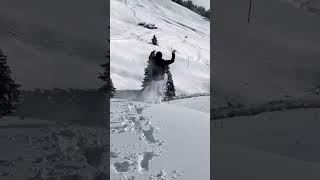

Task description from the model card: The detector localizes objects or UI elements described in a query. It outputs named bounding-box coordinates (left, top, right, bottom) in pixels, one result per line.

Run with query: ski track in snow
left=111, top=0, right=157, bottom=41
left=110, top=99, right=185, bottom=180
left=125, top=0, right=140, bottom=22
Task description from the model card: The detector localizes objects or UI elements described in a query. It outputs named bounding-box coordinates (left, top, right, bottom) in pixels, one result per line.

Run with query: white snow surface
left=168, top=96, right=210, bottom=113
left=213, top=108, right=320, bottom=179
left=110, top=96, right=210, bottom=180
left=110, top=0, right=210, bottom=95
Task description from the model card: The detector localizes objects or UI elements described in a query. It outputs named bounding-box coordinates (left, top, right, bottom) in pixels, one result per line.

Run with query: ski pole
left=248, top=0, right=253, bottom=23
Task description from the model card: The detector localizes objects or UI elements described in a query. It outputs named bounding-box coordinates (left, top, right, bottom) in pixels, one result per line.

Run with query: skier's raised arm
left=165, top=50, right=176, bottom=65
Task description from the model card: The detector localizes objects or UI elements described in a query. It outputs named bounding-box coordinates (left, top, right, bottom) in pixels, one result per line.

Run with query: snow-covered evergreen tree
left=0, top=49, right=21, bottom=117
left=152, top=35, right=158, bottom=46
left=163, top=66, right=176, bottom=101
left=141, top=52, right=155, bottom=90
left=99, top=51, right=116, bottom=97
left=109, top=78, right=116, bottom=97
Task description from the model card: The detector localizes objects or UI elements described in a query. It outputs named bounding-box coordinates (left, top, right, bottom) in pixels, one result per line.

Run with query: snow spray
left=142, top=74, right=168, bottom=103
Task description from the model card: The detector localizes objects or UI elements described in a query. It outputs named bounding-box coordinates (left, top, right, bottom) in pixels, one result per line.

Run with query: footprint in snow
left=140, top=152, right=155, bottom=171
left=113, top=161, right=131, bottom=173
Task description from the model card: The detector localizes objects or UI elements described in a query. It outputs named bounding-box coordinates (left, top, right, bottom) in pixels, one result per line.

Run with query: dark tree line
left=171, top=0, right=210, bottom=19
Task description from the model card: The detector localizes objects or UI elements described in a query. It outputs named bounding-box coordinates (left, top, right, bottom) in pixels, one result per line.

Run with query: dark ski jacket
left=149, top=51, right=175, bottom=80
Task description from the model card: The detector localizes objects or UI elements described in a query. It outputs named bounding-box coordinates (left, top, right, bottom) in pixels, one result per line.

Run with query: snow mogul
left=141, top=50, right=176, bottom=102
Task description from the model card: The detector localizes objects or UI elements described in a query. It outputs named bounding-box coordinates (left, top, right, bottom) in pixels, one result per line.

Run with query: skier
left=141, top=50, right=176, bottom=102
left=149, top=50, right=176, bottom=81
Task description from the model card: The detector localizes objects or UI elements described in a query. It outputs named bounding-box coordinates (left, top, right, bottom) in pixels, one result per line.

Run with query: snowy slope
left=212, top=0, right=320, bottom=178
left=213, top=108, right=320, bottom=179
left=110, top=97, right=210, bottom=180
left=0, top=117, right=109, bottom=179
left=110, top=0, right=210, bottom=94
left=213, top=0, right=320, bottom=105
left=0, top=0, right=106, bottom=89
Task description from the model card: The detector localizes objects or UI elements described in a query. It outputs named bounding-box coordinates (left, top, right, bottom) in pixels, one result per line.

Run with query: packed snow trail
left=110, top=97, right=210, bottom=180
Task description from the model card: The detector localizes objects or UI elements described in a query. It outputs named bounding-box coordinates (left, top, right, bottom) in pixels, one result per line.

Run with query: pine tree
left=141, top=52, right=155, bottom=90
left=99, top=52, right=116, bottom=97
left=109, top=77, right=116, bottom=97
left=152, top=35, right=158, bottom=46
left=0, top=49, right=21, bottom=117
left=163, top=66, right=176, bottom=101
left=99, top=24, right=116, bottom=97
left=184, top=0, right=193, bottom=9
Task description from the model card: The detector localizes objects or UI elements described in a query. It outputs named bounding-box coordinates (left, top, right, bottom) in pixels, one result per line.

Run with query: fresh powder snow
left=110, top=97, right=210, bottom=180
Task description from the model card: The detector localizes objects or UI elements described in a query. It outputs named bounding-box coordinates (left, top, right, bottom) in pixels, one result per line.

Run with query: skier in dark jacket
left=149, top=50, right=176, bottom=81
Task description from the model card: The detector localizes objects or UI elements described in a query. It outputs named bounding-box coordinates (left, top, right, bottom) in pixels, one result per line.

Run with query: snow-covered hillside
left=0, top=0, right=106, bottom=89
left=110, top=97, right=210, bottom=180
left=110, top=0, right=210, bottom=95
left=213, top=0, right=320, bottom=105
left=213, top=108, right=320, bottom=179
left=213, top=1, right=320, bottom=178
